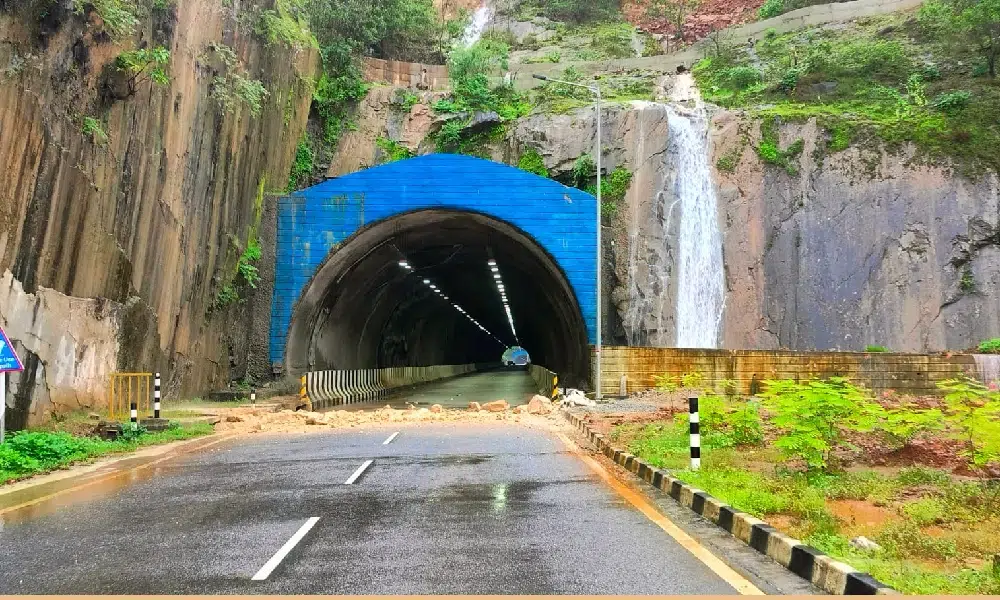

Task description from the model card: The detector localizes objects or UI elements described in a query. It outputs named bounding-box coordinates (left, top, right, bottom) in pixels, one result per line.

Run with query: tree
left=115, top=46, right=170, bottom=96
left=921, top=0, right=1000, bottom=77
left=646, top=0, right=701, bottom=38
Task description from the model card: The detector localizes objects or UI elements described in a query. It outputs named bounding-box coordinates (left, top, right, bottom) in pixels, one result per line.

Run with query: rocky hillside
left=0, top=0, right=318, bottom=426
left=331, top=0, right=1000, bottom=353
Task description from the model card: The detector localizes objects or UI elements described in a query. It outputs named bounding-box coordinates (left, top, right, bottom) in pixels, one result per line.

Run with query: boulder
left=512, top=405, right=527, bottom=414
left=225, top=415, right=243, bottom=423
left=468, top=401, right=482, bottom=411
left=483, top=400, right=509, bottom=413
left=430, top=404, right=443, bottom=413
left=305, top=417, right=322, bottom=425
left=88, top=412, right=102, bottom=421
left=527, top=396, right=552, bottom=415
left=849, top=536, right=881, bottom=552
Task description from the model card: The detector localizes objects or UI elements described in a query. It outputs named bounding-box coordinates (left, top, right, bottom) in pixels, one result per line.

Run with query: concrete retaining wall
left=528, top=364, right=559, bottom=398
left=306, top=364, right=477, bottom=408
left=599, top=347, right=977, bottom=397
left=362, top=58, right=450, bottom=90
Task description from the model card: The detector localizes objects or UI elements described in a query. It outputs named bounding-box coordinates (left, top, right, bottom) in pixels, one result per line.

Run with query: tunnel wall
left=269, top=154, right=599, bottom=367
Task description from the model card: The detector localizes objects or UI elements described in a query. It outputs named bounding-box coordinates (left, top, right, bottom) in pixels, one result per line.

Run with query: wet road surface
left=0, top=421, right=742, bottom=594
left=350, top=369, right=539, bottom=410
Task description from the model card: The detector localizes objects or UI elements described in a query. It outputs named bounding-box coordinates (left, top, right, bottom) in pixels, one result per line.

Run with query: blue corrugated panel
left=268, top=154, right=598, bottom=364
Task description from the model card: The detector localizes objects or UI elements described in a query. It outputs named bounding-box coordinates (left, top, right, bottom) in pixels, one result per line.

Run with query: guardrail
left=304, top=364, right=479, bottom=409
left=528, top=364, right=559, bottom=399
left=108, top=372, right=152, bottom=421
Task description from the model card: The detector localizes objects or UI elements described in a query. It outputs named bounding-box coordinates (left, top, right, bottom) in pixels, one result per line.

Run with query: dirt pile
left=211, top=403, right=563, bottom=435
left=623, top=0, right=765, bottom=43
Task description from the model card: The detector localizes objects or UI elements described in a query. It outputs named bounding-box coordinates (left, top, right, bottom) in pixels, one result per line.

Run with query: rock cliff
left=0, top=0, right=318, bottom=426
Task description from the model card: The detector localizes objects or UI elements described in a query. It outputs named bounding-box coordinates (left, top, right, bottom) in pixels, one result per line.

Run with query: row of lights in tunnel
left=397, top=259, right=506, bottom=346
left=489, top=259, right=519, bottom=345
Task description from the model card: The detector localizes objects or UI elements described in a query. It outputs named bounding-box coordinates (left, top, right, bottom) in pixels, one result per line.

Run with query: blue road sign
left=0, top=326, right=23, bottom=373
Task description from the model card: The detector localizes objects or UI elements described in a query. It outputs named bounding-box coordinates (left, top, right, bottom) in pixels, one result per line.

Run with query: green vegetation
left=960, top=266, right=976, bottom=292
left=255, top=0, right=317, bottom=50
left=375, top=137, right=415, bottom=163
left=206, top=44, right=269, bottom=117
left=613, top=372, right=1000, bottom=593
left=0, top=423, right=213, bottom=485
left=518, top=0, right=622, bottom=24
left=72, top=0, right=140, bottom=40
left=865, top=345, right=889, bottom=352
left=236, top=238, right=262, bottom=289
left=81, top=117, right=107, bottom=143
left=115, top=46, right=170, bottom=96
left=692, top=10, right=1000, bottom=174
left=761, top=377, right=883, bottom=470
left=518, top=148, right=548, bottom=176
left=288, top=137, right=314, bottom=191
left=979, top=338, right=1000, bottom=353
left=588, top=166, right=633, bottom=218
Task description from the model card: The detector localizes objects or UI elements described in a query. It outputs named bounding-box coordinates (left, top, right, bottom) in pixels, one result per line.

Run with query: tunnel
left=283, top=209, right=590, bottom=387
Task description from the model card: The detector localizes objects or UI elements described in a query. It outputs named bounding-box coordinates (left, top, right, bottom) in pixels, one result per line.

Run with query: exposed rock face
left=711, top=111, right=1000, bottom=351
left=0, top=0, right=318, bottom=425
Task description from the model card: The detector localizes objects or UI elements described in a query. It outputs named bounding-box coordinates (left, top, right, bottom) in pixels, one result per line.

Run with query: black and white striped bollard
left=130, top=396, right=138, bottom=431
left=689, top=396, right=700, bottom=470
left=153, top=372, right=161, bottom=419
left=251, top=388, right=256, bottom=406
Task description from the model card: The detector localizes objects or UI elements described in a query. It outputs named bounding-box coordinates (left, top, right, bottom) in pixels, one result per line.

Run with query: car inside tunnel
left=284, top=209, right=590, bottom=387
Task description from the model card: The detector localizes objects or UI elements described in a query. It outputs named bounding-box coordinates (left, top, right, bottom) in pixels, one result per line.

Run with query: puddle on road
left=0, top=436, right=231, bottom=527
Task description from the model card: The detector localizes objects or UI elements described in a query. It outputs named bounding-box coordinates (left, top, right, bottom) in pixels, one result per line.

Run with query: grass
left=691, top=12, right=1000, bottom=176
left=615, top=420, right=1000, bottom=594
left=0, top=422, right=214, bottom=485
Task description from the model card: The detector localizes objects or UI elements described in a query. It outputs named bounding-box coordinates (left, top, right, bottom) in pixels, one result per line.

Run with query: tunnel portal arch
left=269, top=154, right=598, bottom=387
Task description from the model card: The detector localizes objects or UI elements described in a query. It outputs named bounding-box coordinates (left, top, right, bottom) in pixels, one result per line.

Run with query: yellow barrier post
left=300, top=375, right=312, bottom=411
left=108, top=373, right=153, bottom=423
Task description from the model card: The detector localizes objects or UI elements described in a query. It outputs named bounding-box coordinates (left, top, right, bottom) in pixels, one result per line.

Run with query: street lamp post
left=532, top=73, right=602, bottom=400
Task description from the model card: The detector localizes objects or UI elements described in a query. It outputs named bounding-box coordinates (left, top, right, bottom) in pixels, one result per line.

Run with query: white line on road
left=344, top=460, right=373, bottom=485
left=382, top=431, right=400, bottom=445
left=251, top=517, right=320, bottom=581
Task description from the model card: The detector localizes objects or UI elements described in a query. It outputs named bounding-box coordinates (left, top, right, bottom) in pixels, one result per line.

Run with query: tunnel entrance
left=284, top=209, right=589, bottom=386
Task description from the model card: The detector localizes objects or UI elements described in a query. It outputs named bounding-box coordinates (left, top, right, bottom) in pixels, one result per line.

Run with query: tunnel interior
left=284, top=210, right=590, bottom=386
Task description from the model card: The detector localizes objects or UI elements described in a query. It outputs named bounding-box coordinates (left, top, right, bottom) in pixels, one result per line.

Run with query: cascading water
left=973, top=354, right=1000, bottom=386
left=460, top=1, right=495, bottom=48
left=669, top=105, right=726, bottom=348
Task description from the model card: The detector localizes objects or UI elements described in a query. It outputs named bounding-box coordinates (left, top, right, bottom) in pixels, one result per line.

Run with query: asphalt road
left=353, top=368, right=539, bottom=410
left=0, top=418, right=744, bottom=594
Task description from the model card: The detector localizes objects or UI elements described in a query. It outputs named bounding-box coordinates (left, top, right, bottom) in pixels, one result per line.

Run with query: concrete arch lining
left=284, top=208, right=590, bottom=386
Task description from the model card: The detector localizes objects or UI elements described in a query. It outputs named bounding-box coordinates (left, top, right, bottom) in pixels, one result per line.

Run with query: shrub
left=723, top=65, right=762, bottom=90
left=115, top=46, right=171, bottom=96
left=979, top=338, right=1000, bottom=353
left=877, top=521, right=958, bottom=560
left=730, top=399, right=765, bottom=446
left=287, top=138, right=314, bottom=190
left=572, top=154, right=596, bottom=187
left=0, top=444, right=41, bottom=474
left=761, top=377, right=885, bottom=471
left=6, top=431, right=101, bottom=466
left=237, top=238, right=262, bottom=289
left=936, top=376, right=1000, bottom=466
left=866, top=345, right=889, bottom=352
left=375, top=137, right=414, bottom=163
left=73, top=0, right=140, bottom=40
left=81, top=117, right=107, bottom=143
left=758, top=0, right=784, bottom=19
left=881, top=403, right=945, bottom=448
left=902, top=497, right=948, bottom=526
left=897, top=466, right=951, bottom=487
left=518, top=148, right=548, bottom=176
left=932, top=90, right=972, bottom=114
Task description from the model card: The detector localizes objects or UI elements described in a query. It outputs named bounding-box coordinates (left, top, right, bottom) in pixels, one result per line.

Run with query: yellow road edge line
left=0, top=434, right=236, bottom=516
left=554, top=431, right=766, bottom=596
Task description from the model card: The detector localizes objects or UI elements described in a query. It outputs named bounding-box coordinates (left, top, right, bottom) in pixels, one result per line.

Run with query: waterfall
left=973, top=354, right=1000, bottom=386
left=461, top=1, right=495, bottom=48
left=669, top=105, right=726, bottom=348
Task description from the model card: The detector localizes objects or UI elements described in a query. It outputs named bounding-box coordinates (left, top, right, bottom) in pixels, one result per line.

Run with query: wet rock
left=468, top=401, right=482, bottom=411
left=483, top=400, right=509, bottom=412
left=849, top=536, right=881, bottom=552
left=430, top=404, right=443, bottom=413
